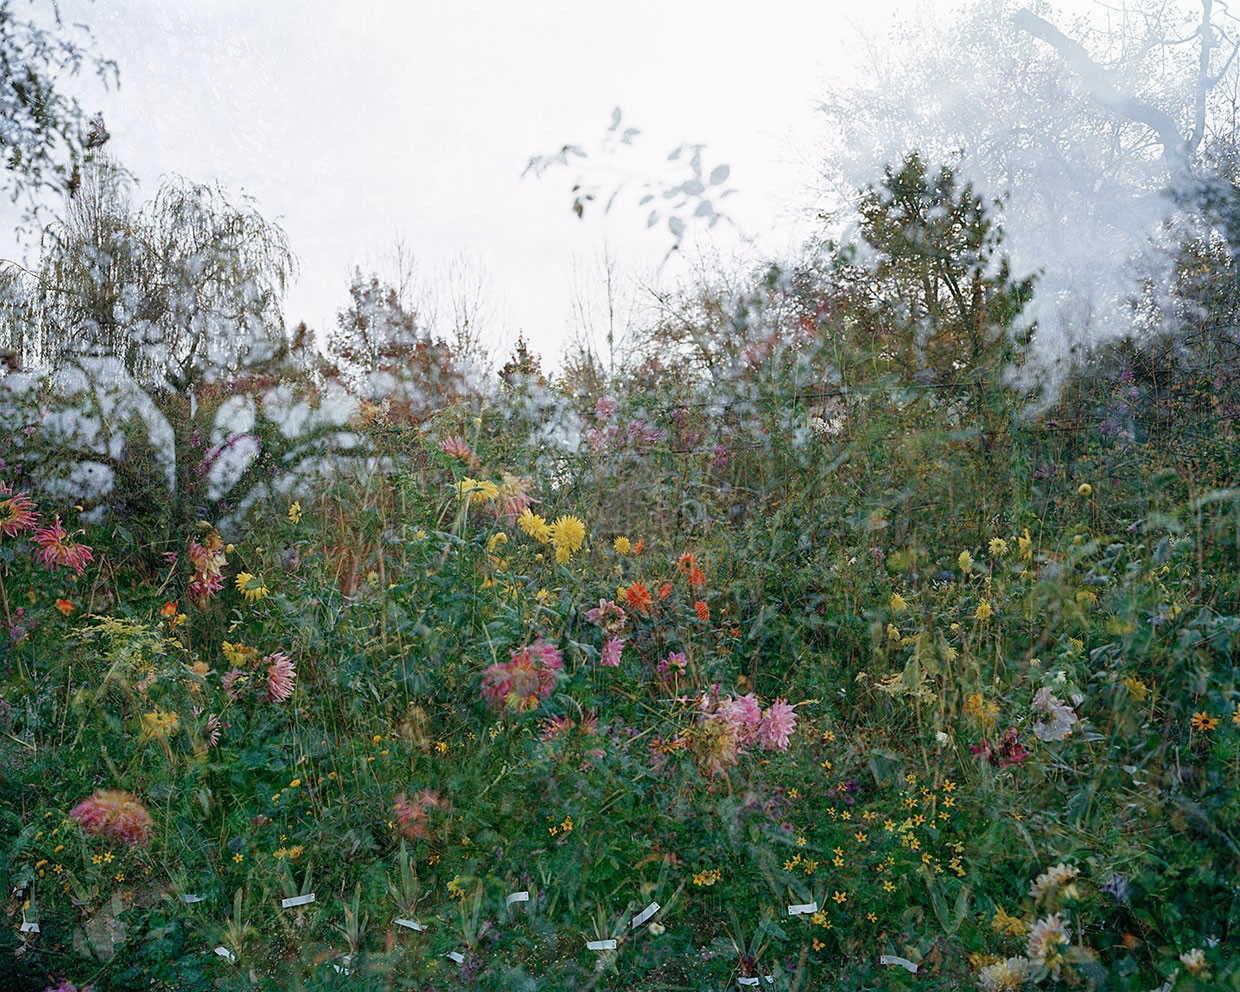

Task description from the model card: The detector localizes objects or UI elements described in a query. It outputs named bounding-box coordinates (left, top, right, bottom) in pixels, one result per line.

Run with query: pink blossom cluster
left=700, top=693, right=797, bottom=752
left=393, top=788, right=446, bottom=841
left=480, top=637, right=563, bottom=713
left=585, top=419, right=669, bottom=456
left=600, top=637, right=624, bottom=667
left=971, top=727, right=1031, bottom=768
left=69, top=789, right=154, bottom=846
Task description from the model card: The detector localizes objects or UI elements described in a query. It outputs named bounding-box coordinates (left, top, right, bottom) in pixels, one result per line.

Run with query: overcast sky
left=22, top=0, right=1097, bottom=368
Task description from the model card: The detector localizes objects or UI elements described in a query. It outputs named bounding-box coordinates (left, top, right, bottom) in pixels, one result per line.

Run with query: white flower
left=1030, top=863, right=1080, bottom=903
left=978, top=956, right=1030, bottom=991
left=1027, top=913, right=1069, bottom=976
left=1179, top=948, right=1206, bottom=974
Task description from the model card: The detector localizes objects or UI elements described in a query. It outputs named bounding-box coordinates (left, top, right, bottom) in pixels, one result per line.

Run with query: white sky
left=23, top=0, right=1097, bottom=368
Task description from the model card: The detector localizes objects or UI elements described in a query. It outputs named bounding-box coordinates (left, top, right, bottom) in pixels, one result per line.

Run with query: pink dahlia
left=480, top=636, right=562, bottom=712
left=31, top=516, right=94, bottom=575
left=600, top=637, right=624, bottom=667
left=0, top=483, right=39, bottom=537
left=69, top=789, right=154, bottom=846
left=439, top=434, right=481, bottom=468
left=187, top=530, right=227, bottom=607
left=262, top=652, right=296, bottom=702
left=759, top=698, right=797, bottom=751
left=221, top=669, right=250, bottom=701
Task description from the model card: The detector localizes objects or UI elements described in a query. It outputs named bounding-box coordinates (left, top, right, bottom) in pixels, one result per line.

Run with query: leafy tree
left=1, top=0, right=116, bottom=219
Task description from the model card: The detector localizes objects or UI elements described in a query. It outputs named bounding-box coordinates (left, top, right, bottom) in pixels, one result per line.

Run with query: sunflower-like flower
left=517, top=508, right=552, bottom=543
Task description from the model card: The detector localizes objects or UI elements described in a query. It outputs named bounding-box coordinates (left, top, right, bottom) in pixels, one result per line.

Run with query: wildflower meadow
left=2, top=3, right=1239, bottom=990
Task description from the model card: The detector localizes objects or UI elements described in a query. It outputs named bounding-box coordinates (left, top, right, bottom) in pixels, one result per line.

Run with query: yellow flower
left=890, top=592, right=908, bottom=612
left=517, top=508, right=552, bottom=543
left=487, top=532, right=508, bottom=552
left=242, top=581, right=269, bottom=602
left=1018, top=528, right=1033, bottom=560
left=457, top=477, right=499, bottom=506
left=832, top=891, right=847, bottom=904
left=288, top=501, right=302, bottom=523
left=1078, top=483, right=1092, bottom=497
left=235, top=572, right=254, bottom=593
left=555, top=546, right=571, bottom=565
left=958, top=550, right=974, bottom=572
left=974, top=600, right=993, bottom=621
left=613, top=536, right=631, bottom=554
left=988, top=537, right=1008, bottom=557
left=549, top=515, right=586, bottom=553
left=992, top=905, right=1029, bottom=937
left=140, top=710, right=180, bottom=740
left=1233, top=702, right=1240, bottom=727
left=1190, top=711, right=1219, bottom=732
left=1122, top=676, right=1149, bottom=702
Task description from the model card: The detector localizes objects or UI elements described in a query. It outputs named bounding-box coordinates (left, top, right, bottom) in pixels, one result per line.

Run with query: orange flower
left=688, top=566, right=706, bottom=587
left=632, top=539, right=644, bottom=555
left=677, top=552, right=697, bottom=574
left=658, top=583, right=673, bottom=601
left=694, top=600, right=710, bottom=622
left=161, top=601, right=178, bottom=617
left=626, top=582, right=653, bottom=614
left=55, top=599, right=74, bottom=615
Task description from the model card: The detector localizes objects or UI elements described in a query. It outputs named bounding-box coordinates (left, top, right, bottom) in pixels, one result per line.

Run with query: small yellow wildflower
left=1078, top=483, right=1092, bottom=497
left=140, top=710, right=180, bottom=740
left=958, top=550, right=974, bottom=572
left=1018, top=528, right=1033, bottom=560
left=613, top=536, right=631, bottom=554
left=487, top=532, right=508, bottom=552
left=288, top=501, right=302, bottom=523
left=988, top=537, right=1008, bottom=557
left=890, top=592, right=908, bottom=612
left=974, top=599, right=993, bottom=621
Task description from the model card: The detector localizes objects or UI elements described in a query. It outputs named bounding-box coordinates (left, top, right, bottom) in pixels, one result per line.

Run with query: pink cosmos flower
left=759, top=698, right=797, bottom=751
left=69, top=789, right=154, bottom=846
left=0, top=483, right=39, bottom=537
left=31, top=516, right=94, bottom=575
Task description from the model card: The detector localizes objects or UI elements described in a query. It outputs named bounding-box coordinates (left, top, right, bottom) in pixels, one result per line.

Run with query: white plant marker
left=214, top=946, right=236, bottom=962
left=506, top=890, right=529, bottom=907
left=281, top=892, right=315, bottom=909
left=394, top=918, right=427, bottom=931
left=447, top=950, right=466, bottom=964
left=630, top=901, right=660, bottom=929
left=181, top=893, right=206, bottom=904
left=880, top=954, right=918, bottom=973
left=787, top=901, right=817, bottom=915
left=586, top=938, right=617, bottom=951
left=19, top=920, right=39, bottom=933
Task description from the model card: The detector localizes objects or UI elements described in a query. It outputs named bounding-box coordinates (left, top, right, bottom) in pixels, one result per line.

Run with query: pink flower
left=494, top=473, right=535, bottom=524
left=584, top=599, right=627, bottom=634
left=393, top=789, right=445, bottom=840
left=31, top=516, right=94, bottom=575
left=657, top=651, right=687, bottom=674
left=600, top=637, right=624, bottom=667
left=187, top=531, right=227, bottom=607
left=439, top=435, right=480, bottom=468
left=0, top=483, right=39, bottom=537
left=759, top=698, right=796, bottom=751
left=263, top=653, right=296, bottom=702
left=480, top=636, right=562, bottom=712
left=69, top=789, right=154, bottom=846
left=221, top=669, right=250, bottom=701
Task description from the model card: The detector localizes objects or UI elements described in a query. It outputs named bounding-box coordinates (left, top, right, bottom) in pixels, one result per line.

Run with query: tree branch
left=1012, top=8, right=1189, bottom=175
